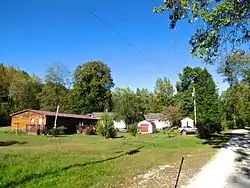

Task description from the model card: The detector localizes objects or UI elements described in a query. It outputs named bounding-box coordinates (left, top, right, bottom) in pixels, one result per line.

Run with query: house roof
left=89, top=112, right=114, bottom=119
left=10, top=109, right=98, bottom=120
left=181, top=117, right=194, bottom=122
left=143, top=113, right=164, bottom=120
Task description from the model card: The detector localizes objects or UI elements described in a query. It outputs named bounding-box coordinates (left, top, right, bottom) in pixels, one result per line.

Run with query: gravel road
left=184, top=129, right=250, bottom=188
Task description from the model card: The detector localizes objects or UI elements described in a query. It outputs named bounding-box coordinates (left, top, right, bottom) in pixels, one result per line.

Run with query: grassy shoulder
left=0, top=127, right=218, bottom=188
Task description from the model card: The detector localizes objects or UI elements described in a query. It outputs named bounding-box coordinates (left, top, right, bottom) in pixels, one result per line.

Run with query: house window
left=186, top=121, right=188, bottom=127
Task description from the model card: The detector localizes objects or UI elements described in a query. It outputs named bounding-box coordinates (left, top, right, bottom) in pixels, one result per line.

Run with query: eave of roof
left=10, top=109, right=98, bottom=120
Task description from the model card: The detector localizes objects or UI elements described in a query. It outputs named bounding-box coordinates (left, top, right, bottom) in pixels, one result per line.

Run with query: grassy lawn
left=0, top=127, right=218, bottom=188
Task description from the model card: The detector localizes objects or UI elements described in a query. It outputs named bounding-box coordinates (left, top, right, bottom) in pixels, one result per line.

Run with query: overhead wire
left=90, top=11, right=156, bottom=67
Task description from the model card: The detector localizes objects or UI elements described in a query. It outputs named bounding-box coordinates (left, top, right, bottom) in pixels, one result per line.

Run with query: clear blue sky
left=0, top=0, right=228, bottom=92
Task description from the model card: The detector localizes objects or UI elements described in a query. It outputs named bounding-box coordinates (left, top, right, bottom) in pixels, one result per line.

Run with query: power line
left=90, top=11, right=154, bottom=64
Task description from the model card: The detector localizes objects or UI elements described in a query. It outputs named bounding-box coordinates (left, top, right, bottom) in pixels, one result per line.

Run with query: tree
left=97, top=112, right=117, bottom=139
left=177, top=66, right=221, bottom=136
left=71, top=61, right=114, bottom=114
left=135, top=88, right=154, bottom=113
left=45, top=63, right=72, bottom=88
left=219, top=52, right=250, bottom=128
left=154, top=1, right=250, bottom=63
left=39, top=63, right=71, bottom=112
left=9, top=74, right=41, bottom=111
left=218, top=51, right=250, bottom=86
left=113, top=88, right=144, bottom=125
left=154, top=77, right=174, bottom=112
left=164, top=105, right=180, bottom=126
left=0, top=64, right=42, bottom=115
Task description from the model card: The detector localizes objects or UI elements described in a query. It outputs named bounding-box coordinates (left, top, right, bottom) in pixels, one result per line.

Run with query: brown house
left=10, top=109, right=98, bottom=135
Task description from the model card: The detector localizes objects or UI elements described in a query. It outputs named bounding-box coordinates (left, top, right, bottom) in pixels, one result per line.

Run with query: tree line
left=1, top=52, right=249, bottom=137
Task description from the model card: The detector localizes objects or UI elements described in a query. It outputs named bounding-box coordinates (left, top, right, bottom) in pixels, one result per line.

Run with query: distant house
left=181, top=117, right=194, bottom=128
left=143, top=113, right=171, bottom=130
left=89, top=112, right=126, bottom=130
left=138, top=120, right=156, bottom=134
left=10, top=109, right=98, bottom=135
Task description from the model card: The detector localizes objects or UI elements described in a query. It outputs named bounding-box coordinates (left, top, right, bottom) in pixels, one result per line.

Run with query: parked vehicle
left=178, top=127, right=197, bottom=135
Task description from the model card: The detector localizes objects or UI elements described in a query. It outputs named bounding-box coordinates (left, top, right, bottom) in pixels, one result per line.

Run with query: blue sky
left=0, top=0, right=228, bottom=92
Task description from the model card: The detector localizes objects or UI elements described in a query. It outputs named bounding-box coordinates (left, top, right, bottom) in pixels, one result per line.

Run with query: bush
left=47, top=126, right=67, bottom=136
left=197, top=121, right=223, bottom=138
left=128, top=124, right=138, bottom=137
left=166, top=127, right=180, bottom=138
left=97, top=113, right=117, bottom=139
left=85, top=126, right=96, bottom=135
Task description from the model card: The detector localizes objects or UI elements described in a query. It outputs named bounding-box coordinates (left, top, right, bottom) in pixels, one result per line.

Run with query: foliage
left=164, top=105, right=180, bottom=126
left=176, top=66, right=221, bottom=135
left=166, top=127, right=180, bottom=138
left=154, top=1, right=250, bottom=63
left=154, top=77, right=174, bottom=112
left=128, top=124, right=138, bottom=137
left=97, top=112, right=117, bottom=139
left=47, top=126, right=67, bottom=136
left=85, top=126, right=96, bottom=135
left=39, top=82, right=68, bottom=111
left=0, top=64, right=42, bottom=116
left=218, top=51, right=250, bottom=86
left=39, top=63, right=71, bottom=112
left=71, top=61, right=114, bottom=114
left=45, top=63, right=72, bottom=88
left=219, top=52, right=250, bottom=129
left=9, top=74, right=41, bottom=111
left=113, top=88, right=144, bottom=125
left=135, top=88, right=154, bottom=114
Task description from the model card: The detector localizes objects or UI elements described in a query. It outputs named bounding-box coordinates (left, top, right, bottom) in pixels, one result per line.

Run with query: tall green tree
left=135, top=88, right=154, bottom=113
left=219, top=52, right=250, bottom=128
left=113, top=88, right=144, bottom=125
left=154, top=77, right=174, bottom=112
left=72, top=61, right=114, bottom=114
left=154, top=1, right=250, bottom=63
left=9, top=74, right=41, bottom=111
left=0, top=64, right=42, bottom=115
left=177, top=67, right=221, bottom=133
left=39, top=63, right=71, bottom=112
left=218, top=51, right=250, bottom=86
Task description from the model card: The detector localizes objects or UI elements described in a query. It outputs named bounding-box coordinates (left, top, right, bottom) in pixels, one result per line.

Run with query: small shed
left=138, top=120, right=156, bottom=134
left=144, top=113, right=171, bottom=130
left=181, top=117, right=194, bottom=128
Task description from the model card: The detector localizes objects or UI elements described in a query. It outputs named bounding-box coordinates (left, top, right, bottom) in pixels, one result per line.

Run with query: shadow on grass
left=202, top=132, right=248, bottom=149
left=0, top=141, right=27, bottom=147
left=202, top=133, right=232, bottom=148
left=2, top=146, right=144, bottom=187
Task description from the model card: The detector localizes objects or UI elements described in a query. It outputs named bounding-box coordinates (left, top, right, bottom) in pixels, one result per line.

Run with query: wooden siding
left=11, top=111, right=46, bottom=131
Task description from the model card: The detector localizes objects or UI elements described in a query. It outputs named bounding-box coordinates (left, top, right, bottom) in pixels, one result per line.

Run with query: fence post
left=174, top=157, right=184, bottom=188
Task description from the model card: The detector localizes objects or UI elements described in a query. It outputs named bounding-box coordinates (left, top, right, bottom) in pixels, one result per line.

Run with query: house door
left=140, top=124, right=148, bottom=132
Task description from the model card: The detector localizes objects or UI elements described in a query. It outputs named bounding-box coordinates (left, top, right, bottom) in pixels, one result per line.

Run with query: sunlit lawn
left=0, top=127, right=217, bottom=188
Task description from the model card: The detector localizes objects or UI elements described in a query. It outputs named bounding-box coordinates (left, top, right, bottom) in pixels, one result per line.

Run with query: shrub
left=85, top=126, right=96, bottom=135
left=97, top=113, right=117, bottom=139
left=128, top=124, right=138, bottom=137
left=197, top=120, right=224, bottom=138
left=47, top=126, right=67, bottom=136
left=166, top=127, right=180, bottom=138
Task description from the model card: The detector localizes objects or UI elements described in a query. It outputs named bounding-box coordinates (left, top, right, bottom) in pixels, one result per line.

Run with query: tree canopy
left=154, top=0, right=250, bottom=63
left=176, top=66, right=220, bottom=129
left=39, top=63, right=70, bottom=112
left=71, top=61, right=114, bottom=114
left=219, top=52, right=250, bottom=128
left=113, top=88, right=144, bottom=125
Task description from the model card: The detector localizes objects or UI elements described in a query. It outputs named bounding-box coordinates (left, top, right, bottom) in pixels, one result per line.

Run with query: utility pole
left=192, top=86, right=197, bottom=126
left=54, top=105, right=60, bottom=129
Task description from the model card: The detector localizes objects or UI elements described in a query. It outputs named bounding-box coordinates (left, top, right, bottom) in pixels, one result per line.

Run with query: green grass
left=0, top=127, right=217, bottom=188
